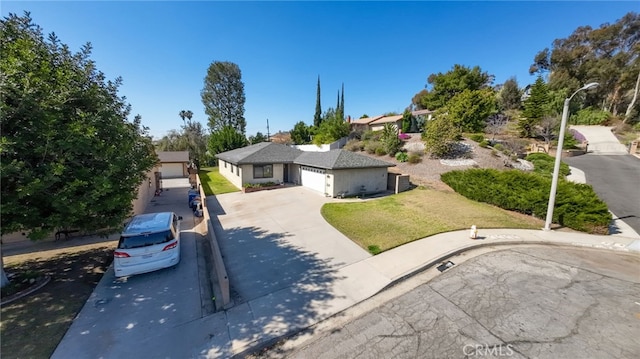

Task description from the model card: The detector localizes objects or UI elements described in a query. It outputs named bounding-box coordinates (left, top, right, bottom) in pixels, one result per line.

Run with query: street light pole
left=543, top=82, right=599, bottom=231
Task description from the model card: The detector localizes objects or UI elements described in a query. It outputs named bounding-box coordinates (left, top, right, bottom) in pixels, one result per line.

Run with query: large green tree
left=208, top=125, right=248, bottom=156
left=290, top=121, right=311, bottom=144
left=312, top=108, right=350, bottom=145
left=201, top=61, right=247, bottom=133
left=499, top=77, right=522, bottom=111
left=1, top=13, right=157, bottom=285
left=530, top=12, right=640, bottom=123
left=413, top=64, right=494, bottom=111
left=520, top=76, right=551, bottom=137
left=447, top=88, right=498, bottom=133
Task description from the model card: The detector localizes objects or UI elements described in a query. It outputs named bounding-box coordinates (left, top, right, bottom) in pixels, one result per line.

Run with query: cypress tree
left=339, top=83, right=345, bottom=121
left=314, top=76, right=322, bottom=127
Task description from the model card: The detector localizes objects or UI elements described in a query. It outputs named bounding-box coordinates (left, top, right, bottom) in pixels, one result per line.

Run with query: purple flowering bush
left=398, top=133, right=411, bottom=140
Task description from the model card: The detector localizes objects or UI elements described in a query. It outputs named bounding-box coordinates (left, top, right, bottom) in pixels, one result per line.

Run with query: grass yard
left=199, top=167, right=239, bottom=196
left=321, top=186, right=544, bottom=253
left=1, top=243, right=115, bottom=358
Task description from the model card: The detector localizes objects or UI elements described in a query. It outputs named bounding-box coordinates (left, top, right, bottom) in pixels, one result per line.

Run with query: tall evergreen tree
left=314, top=76, right=322, bottom=127
left=499, top=77, right=522, bottom=111
left=520, top=76, right=550, bottom=137
left=337, top=83, right=345, bottom=121
left=201, top=61, right=246, bottom=134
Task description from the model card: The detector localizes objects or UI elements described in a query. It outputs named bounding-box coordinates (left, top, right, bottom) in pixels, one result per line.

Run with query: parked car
left=114, top=212, right=182, bottom=277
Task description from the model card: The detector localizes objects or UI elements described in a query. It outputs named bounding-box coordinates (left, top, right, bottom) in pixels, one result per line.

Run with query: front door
left=283, top=164, right=289, bottom=183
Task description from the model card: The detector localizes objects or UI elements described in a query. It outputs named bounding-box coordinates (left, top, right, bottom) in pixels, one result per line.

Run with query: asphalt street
left=564, top=154, right=640, bottom=234
left=264, top=246, right=640, bottom=359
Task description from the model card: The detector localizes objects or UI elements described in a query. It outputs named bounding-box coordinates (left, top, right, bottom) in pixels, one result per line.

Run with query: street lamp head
left=581, top=82, right=599, bottom=91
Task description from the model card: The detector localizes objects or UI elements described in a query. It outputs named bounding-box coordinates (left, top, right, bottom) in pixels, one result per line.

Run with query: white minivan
left=114, top=212, right=182, bottom=277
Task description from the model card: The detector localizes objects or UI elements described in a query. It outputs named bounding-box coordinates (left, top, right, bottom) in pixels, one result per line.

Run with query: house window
left=254, top=164, right=273, bottom=178
left=224, top=162, right=227, bottom=168
left=237, top=166, right=240, bottom=176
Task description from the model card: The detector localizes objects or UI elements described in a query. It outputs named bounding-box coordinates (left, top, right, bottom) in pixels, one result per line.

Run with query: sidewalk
left=195, top=226, right=640, bottom=358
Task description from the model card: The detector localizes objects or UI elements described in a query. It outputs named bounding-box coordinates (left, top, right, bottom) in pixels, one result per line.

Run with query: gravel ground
left=360, top=136, right=510, bottom=190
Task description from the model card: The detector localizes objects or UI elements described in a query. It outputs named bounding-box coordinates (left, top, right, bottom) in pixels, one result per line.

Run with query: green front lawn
left=321, top=186, right=543, bottom=254
left=198, top=167, right=239, bottom=195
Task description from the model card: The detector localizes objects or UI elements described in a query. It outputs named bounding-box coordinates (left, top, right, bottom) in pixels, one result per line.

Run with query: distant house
left=157, top=151, right=189, bottom=178
left=215, top=142, right=394, bottom=197
left=351, top=110, right=434, bottom=132
left=369, top=114, right=403, bottom=132
left=350, top=115, right=383, bottom=131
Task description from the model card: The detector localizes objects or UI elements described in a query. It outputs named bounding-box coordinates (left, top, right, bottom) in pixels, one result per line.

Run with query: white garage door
left=161, top=163, right=184, bottom=178
left=301, top=166, right=326, bottom=194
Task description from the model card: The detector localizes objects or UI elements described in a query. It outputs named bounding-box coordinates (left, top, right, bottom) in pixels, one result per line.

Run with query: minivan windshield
left=118, top=230, right=174, bottom=249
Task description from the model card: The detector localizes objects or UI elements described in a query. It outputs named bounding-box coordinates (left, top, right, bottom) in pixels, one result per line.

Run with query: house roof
left=215, top=142, right=302, bottom=165
left=157, top=151, right=189, bottom=163
left=370, top=114, right=403, bottom=125
left=295, top=149, right=395, bottom=170
left=412, top=109, right=434, bottom=116
left=351, top=115, right=383, bottom=125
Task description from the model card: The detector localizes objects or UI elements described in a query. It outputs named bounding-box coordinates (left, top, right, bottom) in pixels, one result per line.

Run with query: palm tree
left=185, top=110, right=193, bottom=122
left=179, top=110, right=187, bottom=124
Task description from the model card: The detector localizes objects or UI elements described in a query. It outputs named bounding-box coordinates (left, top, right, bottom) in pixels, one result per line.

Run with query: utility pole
left=266, top=119, right=270, bottom=142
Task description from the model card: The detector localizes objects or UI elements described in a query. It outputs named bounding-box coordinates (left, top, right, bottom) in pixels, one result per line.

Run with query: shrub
left=345, top=139, right=364, bottom=152
left=441, top=169, right=611, bottom=234
left=569, top=108, right=611, bottom=126
left=470, top=133, right=485, bottom=143
left=407, top=152, right=422, bottom=164
left=398, top=133, right=411, bottom=140
left=479, top=140, right=489, bottom=148
left=395, top=152, right=409, bottom=162
left=375, top=147, right=387, bottom=156
left=493, top=143, right=505, bottom=152
left=364, top=141, right=383, bottom=154
left=525, top=153, right=571, bottom=178
left=362, top=130, right=381, bottom=142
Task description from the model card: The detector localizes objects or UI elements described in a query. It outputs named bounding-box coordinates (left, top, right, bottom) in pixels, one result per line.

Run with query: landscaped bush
left=479, top=140, right=490, bottom=148
left=569, top=108, right=610, bottom=126
left=344, top=139, right=364, bottom=152
left=375, top=147, right=387, bottom=156
left=362, top=130, right=382, bottom=142
left=470, top=133, right=485, bottom=142
left=398, top=133, right=411, bottom=140
left=525, top=153, right=571, bottom=178
left=364, top=141, right=383, bottom=154
left=395, top=152, right=409, bottom=162
left=441, top=169, right=611, bottom=234
left=493, top=143, right=505, bottom=152
left=407, top=152, right=422, bottom=164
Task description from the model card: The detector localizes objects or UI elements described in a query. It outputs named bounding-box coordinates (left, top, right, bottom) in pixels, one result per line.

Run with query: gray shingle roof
left=215, top=142, right=302, bottom=165
left=294, top=149, right=395, bottom=170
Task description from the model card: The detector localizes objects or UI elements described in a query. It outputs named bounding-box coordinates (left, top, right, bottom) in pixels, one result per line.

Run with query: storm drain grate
left=437, top=261, right=455, bottom=272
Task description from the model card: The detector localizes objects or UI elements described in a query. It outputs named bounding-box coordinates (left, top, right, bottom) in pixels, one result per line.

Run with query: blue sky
left=2, top=1, right=637, bottom=139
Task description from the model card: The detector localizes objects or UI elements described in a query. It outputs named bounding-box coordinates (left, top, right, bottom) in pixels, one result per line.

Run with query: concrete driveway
left=208, top=186, right=370, bottom=305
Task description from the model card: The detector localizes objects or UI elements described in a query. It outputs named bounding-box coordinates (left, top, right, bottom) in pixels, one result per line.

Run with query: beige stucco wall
left=218, top=160, right=287, bottom=188
left=327, top=167, right=388, bottom=197
left=218, top=159, right=244, bottom=189
left=131, top=167, right=160, bottom=215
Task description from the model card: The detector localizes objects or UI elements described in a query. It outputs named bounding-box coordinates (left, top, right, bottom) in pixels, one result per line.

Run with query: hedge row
left=524, top=153, right=571, bottom=178
left=441, top=169, right=611, bottom=234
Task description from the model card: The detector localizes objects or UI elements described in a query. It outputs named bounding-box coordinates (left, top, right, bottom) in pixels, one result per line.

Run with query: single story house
left=157, top=151, right=189, bottom=178
left=215, top=142, right=395, bottom=197
left=350, top=115, right=383, bottom=132
left=369, top=114, right=403, bottom=132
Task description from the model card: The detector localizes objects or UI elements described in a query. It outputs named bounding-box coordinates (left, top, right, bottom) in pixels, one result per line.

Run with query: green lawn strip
left=198, top=167, right=239, bottom=195
left=321, top=187, right=542, bottom=253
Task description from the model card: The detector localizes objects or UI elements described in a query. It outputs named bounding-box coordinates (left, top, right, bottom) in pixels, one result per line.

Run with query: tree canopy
left=0, top=13, right=158, bottom=241
left=414, top=64, right=494, bottom=111
left=530, top=12, right=639, bottom=122
left=447, top=88, right=497, bottom=133
left=290, top=121, right=311, bottom=144
left=208, top=125, right=248, bottom=156
left=314, top=76, right=322, bottom=127
left=201, top=61, right=247, bottom=133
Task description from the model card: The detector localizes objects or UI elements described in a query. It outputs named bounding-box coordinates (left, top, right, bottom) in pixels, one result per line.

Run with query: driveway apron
left=209, top=186, right=370, bottom=304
